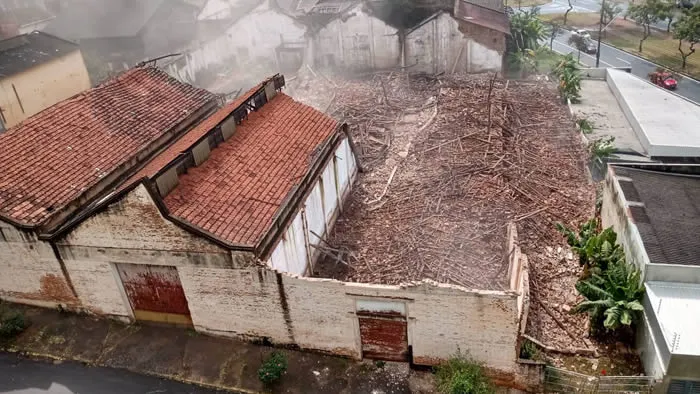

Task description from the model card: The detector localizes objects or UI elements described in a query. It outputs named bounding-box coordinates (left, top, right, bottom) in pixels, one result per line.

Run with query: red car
left=649, top=71, right=678, bottom=90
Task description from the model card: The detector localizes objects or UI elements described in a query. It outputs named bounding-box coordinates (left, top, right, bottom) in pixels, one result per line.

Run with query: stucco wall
left=55, top=184, right=238, bottom=317
left=0, top=221, right=76, bottom=308
left=0, top=50, right=90, bottom=128
left=314, top=6, right=400, bottom=71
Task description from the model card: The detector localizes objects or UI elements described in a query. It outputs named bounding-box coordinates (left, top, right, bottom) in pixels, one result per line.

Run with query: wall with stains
left=55, top=184, right=240, bottom=317
left=282, top=276, right=519, bottom=370
left=313, top=5, right=400, bottom=71
left=0, top=50, right=91, bottom=128
left=0, top=221, right=77, bottom=308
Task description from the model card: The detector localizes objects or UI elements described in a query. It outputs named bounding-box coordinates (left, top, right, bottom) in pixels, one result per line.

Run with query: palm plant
left=556, top=220, right=624, bottom=276
left=573, top=259, right=645, bottom=332
left=552, top=54, right=582, bottom=103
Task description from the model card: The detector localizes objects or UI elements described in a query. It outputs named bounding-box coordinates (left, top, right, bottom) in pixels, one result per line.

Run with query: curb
left=1, top=347, right=260, bottom=394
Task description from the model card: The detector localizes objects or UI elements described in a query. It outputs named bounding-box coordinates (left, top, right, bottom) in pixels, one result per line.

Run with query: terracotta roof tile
left=120, top=82, right=265, bottom=190
left=0, top=67, right=215, bottom=226
left=164, top=93, right=338, bottom=246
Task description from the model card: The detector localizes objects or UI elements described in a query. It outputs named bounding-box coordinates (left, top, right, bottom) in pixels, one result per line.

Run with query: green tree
left=563, top=0, right=574, bottom=25
left=549, top=22, right=562, bottom=49
left=572, top=259, right=645, bottom=332
left=600, top=0, right=623, bottom=37
left=627, top=0, right=666, bottom=52
left=552, top=53, right=582, bottom=102
left=673, top=4, right=700, bottom=69
left=509, top=8, right=548, bottom=51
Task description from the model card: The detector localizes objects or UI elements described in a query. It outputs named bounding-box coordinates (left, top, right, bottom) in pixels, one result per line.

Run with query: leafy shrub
left=552, top=54, right=582, bottom=103
left=573, top=258, right=645, bottom=332
left=589, top=136, right=616, bottom=160
left=519, top=339, right=540, bottom=360
left=556, top=220, right=624, bottom=275
left=0, top=311, right=27, bottom=339
left=258, top=351, right=287, bottom=385
left=576, top=117, right=594, bottom=134
left=435, top=355, right=495, bottom=394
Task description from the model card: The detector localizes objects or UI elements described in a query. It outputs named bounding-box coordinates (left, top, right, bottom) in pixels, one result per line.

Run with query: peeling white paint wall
left=314, top=5, right=400, bottom=70
left=266, top=138, right=356, bottom=276
left=165, top=1, right=305, bottom=89
left=405, top=12, right=502, bottom=74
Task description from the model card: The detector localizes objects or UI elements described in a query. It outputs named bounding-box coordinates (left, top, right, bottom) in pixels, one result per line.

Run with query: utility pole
left=595, top=0, right=605, bottom=67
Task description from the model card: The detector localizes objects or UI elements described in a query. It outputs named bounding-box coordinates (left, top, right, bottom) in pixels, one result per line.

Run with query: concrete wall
left=55, top=184, right=239, bottom=317
left=313, top=5, right=400, bottom=71
left=0, top=221, right=77, bottom=308
left=600, top=167, right=651, bottom=275
left=0, top=50, right=90, bottom=128
left=601, top=167, right=700, bottom=284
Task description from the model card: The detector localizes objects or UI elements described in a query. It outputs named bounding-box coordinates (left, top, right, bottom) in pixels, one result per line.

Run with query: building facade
left=0, top=31, right=90, bottom=130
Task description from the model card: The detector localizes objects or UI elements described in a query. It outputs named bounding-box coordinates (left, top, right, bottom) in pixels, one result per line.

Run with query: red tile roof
left=0, top=67, right=215, bottom=227
left=164, top=93, right=338, bottom=246
left=121, top=83, right=264, bottom=191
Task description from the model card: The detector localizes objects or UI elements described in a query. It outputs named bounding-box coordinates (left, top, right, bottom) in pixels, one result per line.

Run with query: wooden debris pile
left=295, top=72, right=594, bottom=341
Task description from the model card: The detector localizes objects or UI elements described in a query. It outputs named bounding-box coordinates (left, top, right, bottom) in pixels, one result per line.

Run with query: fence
left=545, top=366, right=655, bottom=393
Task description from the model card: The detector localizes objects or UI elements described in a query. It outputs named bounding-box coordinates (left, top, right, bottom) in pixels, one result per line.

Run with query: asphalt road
left=0, top=354, right=227, bottom=394
left=549, top=29, right=700, bottom=102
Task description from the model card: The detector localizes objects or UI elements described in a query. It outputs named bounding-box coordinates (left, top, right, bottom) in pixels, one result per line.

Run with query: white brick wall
left=0, top=222, right=75, bottom=307
left=283, top=275, right=519, bottom=370
left=62, top=259, right=130, bottom=316
left=56, top=184, right=236, bottom=317
left=178, top=266, right=291, bottom=343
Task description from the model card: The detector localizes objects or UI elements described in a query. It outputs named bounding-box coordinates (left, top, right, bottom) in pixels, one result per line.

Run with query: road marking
left=616, top=57, right=631, bottom=65
left=553, top=40, right=614, bottom=67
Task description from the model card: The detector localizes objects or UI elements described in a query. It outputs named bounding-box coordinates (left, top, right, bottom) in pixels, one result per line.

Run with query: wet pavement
left=0, top=353, right=226, bottom=394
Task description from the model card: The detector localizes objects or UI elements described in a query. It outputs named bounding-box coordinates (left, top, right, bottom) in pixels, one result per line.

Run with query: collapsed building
left=162, top=0, right=510, bottom=92
left=0, top=65, right=592, bottom=388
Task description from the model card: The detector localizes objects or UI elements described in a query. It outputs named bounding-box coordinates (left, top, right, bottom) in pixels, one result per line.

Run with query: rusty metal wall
left=117, top=264, right=190, bottom=316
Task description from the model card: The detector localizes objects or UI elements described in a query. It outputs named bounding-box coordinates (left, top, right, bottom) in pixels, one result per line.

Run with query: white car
left=572, top=29, right=592, bottom=39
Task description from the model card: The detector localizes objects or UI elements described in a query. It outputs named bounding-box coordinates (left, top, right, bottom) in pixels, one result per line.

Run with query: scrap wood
left=535, top=298, right=588, bottom=348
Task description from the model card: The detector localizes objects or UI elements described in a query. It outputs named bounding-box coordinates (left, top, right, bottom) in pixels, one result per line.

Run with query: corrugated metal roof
left=646, top=281, right=700, bottom=356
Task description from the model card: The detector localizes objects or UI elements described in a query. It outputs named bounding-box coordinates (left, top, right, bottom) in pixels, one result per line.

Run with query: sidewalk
left=0, top=304, right=435, bottom=394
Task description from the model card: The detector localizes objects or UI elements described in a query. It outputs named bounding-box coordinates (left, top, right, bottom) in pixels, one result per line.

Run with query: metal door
left=117, top=264, right=192, bottom=325
left=357, top=300, right=409, bottom=362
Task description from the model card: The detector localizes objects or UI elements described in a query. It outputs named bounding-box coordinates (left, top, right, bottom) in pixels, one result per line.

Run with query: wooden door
left=117, top=264, right=192, bottom=326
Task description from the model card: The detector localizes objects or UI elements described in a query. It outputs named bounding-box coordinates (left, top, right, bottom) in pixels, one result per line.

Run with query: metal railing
left=545, top=366, right=655, bottom=393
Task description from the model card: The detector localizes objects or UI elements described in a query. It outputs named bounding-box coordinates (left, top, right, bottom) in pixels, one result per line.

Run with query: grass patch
left=539, top=12, right=601, bottom=27
left=509, top=0, right=551, bottom=8
left=435, top=355, right=495, bottom=394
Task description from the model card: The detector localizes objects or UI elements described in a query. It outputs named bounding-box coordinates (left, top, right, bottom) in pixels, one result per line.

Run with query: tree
left=600, top=0, right=623, bottom=37
left=550, top=22, right=562, bottom=49
left=673, top=4, right=700, bottom=69
left=568, top=34, right=586, bottom=62
left=627, top=0, right=666, bottom=52
left=563, top=0, right=574, bottom=25
left=657, top=0, right=676, bottom=32
left=572, top=259, right=645, bottom=333
left=509, top=8, right=548, bottom=51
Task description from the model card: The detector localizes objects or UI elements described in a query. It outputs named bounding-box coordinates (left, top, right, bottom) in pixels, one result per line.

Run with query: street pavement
left=549, top=29, right=700, bottom=102
left=0, top=354, right=226, bottom=394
